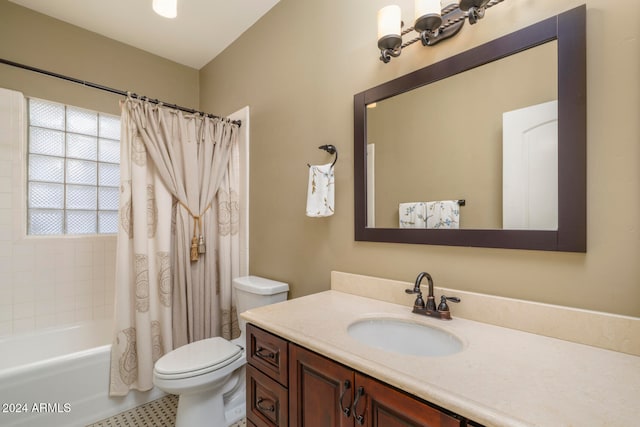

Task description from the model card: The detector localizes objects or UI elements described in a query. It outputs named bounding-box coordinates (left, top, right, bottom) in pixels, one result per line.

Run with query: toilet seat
left=154, top=337, right=243, bottom=380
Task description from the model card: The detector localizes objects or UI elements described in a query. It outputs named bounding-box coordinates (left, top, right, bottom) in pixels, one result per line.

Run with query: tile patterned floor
left=86, top=394, right=246, bottom=427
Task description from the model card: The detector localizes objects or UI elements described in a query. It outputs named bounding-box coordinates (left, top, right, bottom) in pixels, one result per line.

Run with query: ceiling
left=8, top=0, right=280, bottom=69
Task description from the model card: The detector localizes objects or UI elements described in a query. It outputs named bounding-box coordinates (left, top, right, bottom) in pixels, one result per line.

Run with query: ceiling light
left=153, top=0, right=177, bottom=19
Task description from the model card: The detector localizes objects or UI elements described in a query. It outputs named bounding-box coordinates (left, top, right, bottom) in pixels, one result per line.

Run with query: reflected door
left=503, top=100, right=558, bottom=230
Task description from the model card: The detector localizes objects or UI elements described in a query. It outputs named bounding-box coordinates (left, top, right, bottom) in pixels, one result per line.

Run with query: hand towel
left=399, top=200, right=460, bottom=228
left=306, top=163, right=335, bottom=217
left=426, top=200, right=460, bottom=229
left=399, top=202, right=427, bottom=228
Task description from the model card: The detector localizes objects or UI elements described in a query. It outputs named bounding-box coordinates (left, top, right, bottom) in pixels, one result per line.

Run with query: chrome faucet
left=405, top=272, right=460, bottom=320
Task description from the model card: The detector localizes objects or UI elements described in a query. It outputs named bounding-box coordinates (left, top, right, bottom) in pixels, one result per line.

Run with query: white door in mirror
left=503, top=100, right=558, bottom=230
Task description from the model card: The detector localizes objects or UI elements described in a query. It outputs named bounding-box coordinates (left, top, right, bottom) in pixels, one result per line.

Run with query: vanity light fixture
left=377, top=0, right=505, bottom=63
left=153, top=0, right=177, bottom=19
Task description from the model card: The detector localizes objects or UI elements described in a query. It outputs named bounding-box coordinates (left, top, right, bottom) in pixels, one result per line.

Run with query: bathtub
left=0, top=319, right=165, bottom=427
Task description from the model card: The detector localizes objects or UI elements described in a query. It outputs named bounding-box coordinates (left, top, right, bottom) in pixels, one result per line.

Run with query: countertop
left=241, top=290, right=640, bottom=427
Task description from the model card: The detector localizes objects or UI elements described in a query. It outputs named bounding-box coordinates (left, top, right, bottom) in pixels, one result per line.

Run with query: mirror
left=367, top=41, right=557, bottom=230
left=354, top=6, right=586, bottom=251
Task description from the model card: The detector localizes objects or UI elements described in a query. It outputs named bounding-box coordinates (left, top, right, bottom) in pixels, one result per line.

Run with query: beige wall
left=200, top=0, right=640, bottom=317
left=0, top=0, right=200, bottom=336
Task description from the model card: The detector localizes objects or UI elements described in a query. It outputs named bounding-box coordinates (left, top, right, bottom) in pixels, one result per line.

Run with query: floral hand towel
left=426, top=200, right=460, bottom=229
left=306, top=163, right=335, bottom=217
left=399, top=200, right=460, bottom=228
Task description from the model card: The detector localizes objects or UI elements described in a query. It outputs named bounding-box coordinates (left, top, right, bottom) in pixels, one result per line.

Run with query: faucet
left=405, top=272, right=460, bottom=320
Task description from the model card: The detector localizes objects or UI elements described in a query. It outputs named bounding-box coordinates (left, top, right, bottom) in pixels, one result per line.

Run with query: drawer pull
left=256, top=346, right=277, bottom=360
left=339, top=379, right=352, bottom=417
left=352, top=386, right=366, bottom=425
left=256, top=397, right=276, bottom=413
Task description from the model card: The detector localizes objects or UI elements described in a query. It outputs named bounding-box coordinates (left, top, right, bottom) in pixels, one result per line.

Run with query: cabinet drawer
left=247, top=324, right=288, bottom=386
left=247, top=364, right=289, bottom=427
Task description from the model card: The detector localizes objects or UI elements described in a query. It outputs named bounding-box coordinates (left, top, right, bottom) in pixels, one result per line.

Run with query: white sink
left=347, top=317, right=463, bottom=357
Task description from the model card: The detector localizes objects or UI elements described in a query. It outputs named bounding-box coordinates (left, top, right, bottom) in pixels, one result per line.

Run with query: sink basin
left=347, top=317, right=463, bottom=357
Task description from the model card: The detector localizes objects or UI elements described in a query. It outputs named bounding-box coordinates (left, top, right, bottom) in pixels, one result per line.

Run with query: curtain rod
left=0, top=58, right=241, bottom=127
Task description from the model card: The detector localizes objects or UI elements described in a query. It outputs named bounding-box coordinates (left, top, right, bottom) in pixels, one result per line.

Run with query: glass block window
left=27, top=98, right=121, bottom=235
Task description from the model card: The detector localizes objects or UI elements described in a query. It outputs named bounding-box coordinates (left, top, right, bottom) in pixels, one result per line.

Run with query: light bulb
left=378, top=5, right=401, bottom=41
left=377, top=5, right=402, bottom=50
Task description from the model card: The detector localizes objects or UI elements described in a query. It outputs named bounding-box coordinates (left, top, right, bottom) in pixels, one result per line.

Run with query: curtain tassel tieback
left=178, top=201, right=212, bottom=262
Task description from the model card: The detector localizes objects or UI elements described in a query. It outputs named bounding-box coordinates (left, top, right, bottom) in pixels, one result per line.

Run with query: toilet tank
left=233, top=276, right=289, bottom=334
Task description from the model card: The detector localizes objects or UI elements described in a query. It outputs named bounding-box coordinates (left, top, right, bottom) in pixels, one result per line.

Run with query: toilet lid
left=155, top=337, right=243, bottom=378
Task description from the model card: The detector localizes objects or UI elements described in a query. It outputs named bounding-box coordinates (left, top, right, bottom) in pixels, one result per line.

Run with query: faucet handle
left=437, top=295, right=460, bottom=313
left=405, top=288, right=425, bottom=309
left=436, top=295, right=460, bottom=320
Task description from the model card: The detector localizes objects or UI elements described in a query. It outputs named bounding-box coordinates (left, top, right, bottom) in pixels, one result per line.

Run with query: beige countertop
left=241, top=290, right=640, bottom=427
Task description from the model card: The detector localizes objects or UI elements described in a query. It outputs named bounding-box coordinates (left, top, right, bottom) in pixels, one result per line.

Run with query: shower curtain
left=110, top=98, right=241, bottom=396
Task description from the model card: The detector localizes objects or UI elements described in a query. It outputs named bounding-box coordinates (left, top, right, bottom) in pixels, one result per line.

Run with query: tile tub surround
left=0, top=89, right=116, bottom=337
left=331, top=271, right=640, bottom=357
left=241, top=291, right=640, bottom=426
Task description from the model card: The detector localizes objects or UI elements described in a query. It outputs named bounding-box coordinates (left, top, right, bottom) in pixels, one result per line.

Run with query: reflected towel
left=306, top=163, right=335, bottom=217
left=399, top=200, right=460, bottom=229
left=399, top=202, right=427, bottom=228
left=426, top=200, right=460, bottom=229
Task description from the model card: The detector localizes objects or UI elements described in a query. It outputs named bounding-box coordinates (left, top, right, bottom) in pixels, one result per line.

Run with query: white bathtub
left=0, top=319, right=165, bottom=427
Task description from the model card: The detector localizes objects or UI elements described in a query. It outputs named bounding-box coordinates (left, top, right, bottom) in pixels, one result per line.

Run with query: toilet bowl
left=153, top=276, right=288, bottom=427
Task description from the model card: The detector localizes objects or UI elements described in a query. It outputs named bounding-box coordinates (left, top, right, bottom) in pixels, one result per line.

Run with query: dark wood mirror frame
left=354, top=5, right=586, bottom=252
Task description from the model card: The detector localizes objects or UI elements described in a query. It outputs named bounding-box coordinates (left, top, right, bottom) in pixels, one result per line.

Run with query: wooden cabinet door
left=353, top=373, right=460, bottom=427
left=289, top=344, right=355, bottom=427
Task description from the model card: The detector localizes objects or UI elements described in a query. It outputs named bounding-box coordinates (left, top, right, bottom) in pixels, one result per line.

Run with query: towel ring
left=308, top=144, right=338, bottom=168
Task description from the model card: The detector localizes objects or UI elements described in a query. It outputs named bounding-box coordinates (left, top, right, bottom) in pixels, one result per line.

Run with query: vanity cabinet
left=247, top=324, right=481, bottom=427
left=290, top=344, right=460, bottom=427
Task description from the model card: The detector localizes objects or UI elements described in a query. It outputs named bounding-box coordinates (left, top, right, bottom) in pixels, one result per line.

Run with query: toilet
left=153, top=276, right=289, bottom=427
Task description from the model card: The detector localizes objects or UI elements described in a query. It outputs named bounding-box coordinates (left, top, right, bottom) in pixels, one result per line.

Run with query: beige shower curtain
left=110, top=98, right=241, bottom=396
